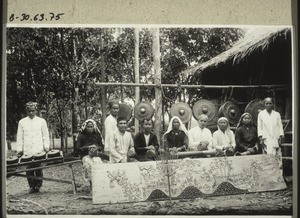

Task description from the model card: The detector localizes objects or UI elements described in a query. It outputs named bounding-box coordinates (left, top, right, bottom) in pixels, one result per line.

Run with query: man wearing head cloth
left=16, top=102, right=50, bottom=193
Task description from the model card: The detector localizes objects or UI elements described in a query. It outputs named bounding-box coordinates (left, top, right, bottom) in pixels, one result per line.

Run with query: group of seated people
left=75, top=97, right=284, bottom=191
left=75, top=111, right=261, bottom=164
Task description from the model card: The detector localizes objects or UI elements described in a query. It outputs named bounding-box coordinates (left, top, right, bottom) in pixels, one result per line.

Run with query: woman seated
left=82, top=145, right=103, bottom=194
left=76, top=119, right=104, bottom=193
left=76, top=119, right=104, bottom=159
left=163, top=116, right=189, bottom=155
left=234, top=112, right=261, bottom=156
left=212, top=117, right=236, bottom=156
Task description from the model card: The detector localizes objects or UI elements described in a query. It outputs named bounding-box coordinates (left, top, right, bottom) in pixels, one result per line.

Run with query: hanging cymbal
left=134, top=101, right=155, bottom=121
left=219, top=101, right=241, bottom=125
left=118, top=103, right=133, bottom=121
left=245, top=99, right=265, bottom=124
left=192, top=99, right=216, bottom=122
left=170, top=102, right=192, bottom=124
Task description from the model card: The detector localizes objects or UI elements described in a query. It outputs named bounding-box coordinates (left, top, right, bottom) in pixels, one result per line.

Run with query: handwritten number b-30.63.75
left=9, top=13, right=65, bottom=22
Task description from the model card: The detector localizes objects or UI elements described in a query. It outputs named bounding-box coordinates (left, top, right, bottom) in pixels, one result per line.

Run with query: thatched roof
left=182, top=27, right=291, bottom=78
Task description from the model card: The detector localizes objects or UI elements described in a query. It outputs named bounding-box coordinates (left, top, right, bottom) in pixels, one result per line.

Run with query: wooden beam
left=100, top=30, right=107, bottom=134
left=12, top=173, right=73, bottom=184
left=134, top=28, right=140, bottom=134
left=6, top=160, right=81, bottom=175
left=152, top=28, right=162, bottom=145
left=91, top=82, right=289, bottom=89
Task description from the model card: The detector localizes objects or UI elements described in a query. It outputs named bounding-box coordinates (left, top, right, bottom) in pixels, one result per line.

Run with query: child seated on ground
left=82, top=145, right=103, bottom=194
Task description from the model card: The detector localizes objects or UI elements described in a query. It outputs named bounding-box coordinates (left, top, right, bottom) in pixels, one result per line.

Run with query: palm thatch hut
left=182, top=27, right=292, bottom=120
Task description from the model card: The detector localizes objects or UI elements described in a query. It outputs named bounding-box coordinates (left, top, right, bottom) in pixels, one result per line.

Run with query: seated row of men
left=75, top=97, right=284, bottom=164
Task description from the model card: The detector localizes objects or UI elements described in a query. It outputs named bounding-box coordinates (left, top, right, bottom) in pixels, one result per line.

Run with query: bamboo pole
left=91, top=82, right=289, bottom=89
left=134, top=28, right=140, bottom=134
left=152, top=28, right=162, bottom=145
left=100, top=30, right=107, bottom=134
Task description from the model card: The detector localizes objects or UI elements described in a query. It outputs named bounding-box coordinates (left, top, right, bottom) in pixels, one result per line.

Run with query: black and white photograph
left=4, top=25, right=294, bottom=216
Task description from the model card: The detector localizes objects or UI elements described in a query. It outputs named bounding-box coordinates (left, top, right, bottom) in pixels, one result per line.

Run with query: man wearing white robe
left=188, top=114, right=213, bottom=152
left=257, top=97, right=284, bottom=169
left=104, top=101, right=119, bottom=156
left=16, top=102, right=50, bottom=193
left=109, top=117, right=135, bottom=163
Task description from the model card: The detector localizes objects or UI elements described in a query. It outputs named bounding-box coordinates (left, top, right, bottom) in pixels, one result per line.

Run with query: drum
left=33, top=151, right=46, bottom=160
left=7, top=156, right=19, bottom=165
left=47, top=149, right=61, bottom=159
left=20, top=154, right=33, bottom=163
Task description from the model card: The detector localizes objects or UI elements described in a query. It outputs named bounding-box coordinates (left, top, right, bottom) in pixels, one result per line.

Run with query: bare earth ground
left=6, top=140, right=293, bottom=215
left=6, top=160, right=293, bottom=216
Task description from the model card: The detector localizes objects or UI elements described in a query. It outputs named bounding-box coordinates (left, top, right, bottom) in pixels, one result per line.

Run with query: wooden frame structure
left=7, top=160, right=81, bottom=194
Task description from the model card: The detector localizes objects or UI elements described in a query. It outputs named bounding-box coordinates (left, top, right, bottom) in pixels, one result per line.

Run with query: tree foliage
left=6, top=27, right=244, bottom=146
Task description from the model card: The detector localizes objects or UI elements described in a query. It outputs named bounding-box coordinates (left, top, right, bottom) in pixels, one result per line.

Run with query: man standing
left=16, top=102, right=50, bottom=193
left=109, top=117, right=135, bottom=163
left=257, top=97, right=284, bottom=168
left=104, top=100, right=119, bottom=156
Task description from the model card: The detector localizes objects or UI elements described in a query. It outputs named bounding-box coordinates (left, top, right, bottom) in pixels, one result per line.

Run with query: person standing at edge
left=104, top=100, right=119, bottom=157
left=16, top=102, right=50, bottom=193
left=257, top=97, right=284, bottom=169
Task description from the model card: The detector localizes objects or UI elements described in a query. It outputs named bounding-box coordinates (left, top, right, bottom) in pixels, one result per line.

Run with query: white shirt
left=16, top=116, right=50, bottom=156
left=257, top=109, right=284, bottom=154
left=144, top=134, right=150, bottom=147
left=109, top=130, right=135, bottom=163
left=212, top=129, right=236, bottom=150
left=104, top=115, right=118, bottom=152
left=188, top=126, right=213, bottom=150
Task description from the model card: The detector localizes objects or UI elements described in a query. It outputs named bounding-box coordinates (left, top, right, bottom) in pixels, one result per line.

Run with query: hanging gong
left=134, top=101, right=155, bottom=121
left=219, top=101, right=241, bottom=125
left=245, top=99, right=265, bottom=124
left=170, top=102, right=192, bottom=124
left=192, top=99, right=216, bottom=122
left=118, top=103, right=133, bottom=121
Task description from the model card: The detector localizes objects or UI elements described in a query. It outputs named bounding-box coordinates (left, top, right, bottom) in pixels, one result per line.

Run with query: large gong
left=245, top=99, right=265, bottom=124
left=170, top=102, right=192, bottom=124
left=219, top=101, right=241, bottom=125
left=118, top=103, right=133, bottom=121
left=134, top=101, right=155, bottom=121
left=192, top=99, right=216, bottom=122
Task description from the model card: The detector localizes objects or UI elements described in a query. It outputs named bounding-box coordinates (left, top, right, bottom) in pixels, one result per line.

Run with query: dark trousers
left=26, top=162, right=43, bottom=189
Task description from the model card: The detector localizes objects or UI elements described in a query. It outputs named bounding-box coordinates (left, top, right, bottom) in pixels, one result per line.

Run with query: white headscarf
left=81, top=119, right=101, bottom=134
left=217, top=117, right=231, bottom=136
left=79, top=119, right=104, bottom=146
left=163, top=116, right=189, bottom=137
left=237, top=112, right=254, bottom=128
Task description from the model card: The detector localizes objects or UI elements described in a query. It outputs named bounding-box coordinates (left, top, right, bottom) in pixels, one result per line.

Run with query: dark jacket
left=134, top=131, right=159, bottom=161
left=76, top=130, right=104, bottom=158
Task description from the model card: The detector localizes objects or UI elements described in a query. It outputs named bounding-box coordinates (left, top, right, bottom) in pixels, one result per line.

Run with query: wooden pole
left=134, top=28, right=140, bottom=134
left=100, top=30, right=107, bottom=134
left=152, top=28, right=162, bottom=145
left=91, top=82, right=289, bottom=89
